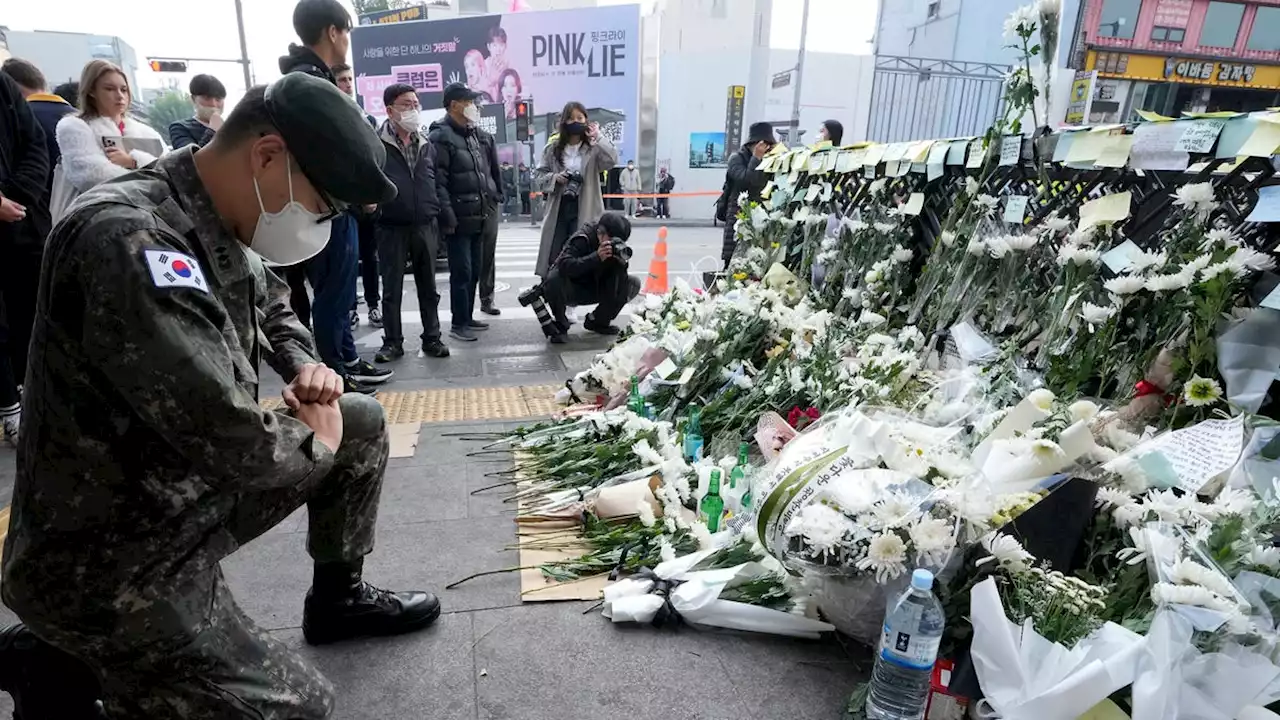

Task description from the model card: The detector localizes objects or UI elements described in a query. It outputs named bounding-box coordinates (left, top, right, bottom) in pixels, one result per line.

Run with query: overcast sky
left=2, top=0, right=874, bottom=102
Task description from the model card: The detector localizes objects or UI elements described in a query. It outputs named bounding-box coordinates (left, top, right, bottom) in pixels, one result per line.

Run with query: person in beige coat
left=534, top=101, right=617, bottom=279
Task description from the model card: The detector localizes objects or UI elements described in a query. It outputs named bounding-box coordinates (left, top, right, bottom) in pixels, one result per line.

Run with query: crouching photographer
left=537, top=212, right=640, bottom=344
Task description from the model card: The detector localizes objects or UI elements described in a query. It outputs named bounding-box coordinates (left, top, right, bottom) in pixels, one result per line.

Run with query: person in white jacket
left=55, top=59, right=165, bottom=194
left=619, top=159, right=641, bottom=217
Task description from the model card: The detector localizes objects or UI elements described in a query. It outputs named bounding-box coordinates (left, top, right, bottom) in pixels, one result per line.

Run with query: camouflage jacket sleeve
left=257, top=262, right=319, bottom=383
left=79, top=227, right=335, bottom=489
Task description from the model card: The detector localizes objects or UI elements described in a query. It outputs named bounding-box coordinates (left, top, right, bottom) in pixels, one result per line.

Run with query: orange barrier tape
left=524, top=191, right=721, bottom=199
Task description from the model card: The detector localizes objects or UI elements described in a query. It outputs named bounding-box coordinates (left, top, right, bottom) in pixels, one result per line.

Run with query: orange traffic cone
left=644, top=227, right=669, bottom=294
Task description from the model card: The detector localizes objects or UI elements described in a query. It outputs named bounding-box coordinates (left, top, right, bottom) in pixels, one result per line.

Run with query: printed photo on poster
left=689, top=132, right=727, bottom=169
left=352, top=5, right=640, bottom=161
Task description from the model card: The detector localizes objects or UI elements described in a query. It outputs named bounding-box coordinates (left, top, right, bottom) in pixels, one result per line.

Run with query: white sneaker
left=565, top=306, right=579, bottom=325
left=2, top=406, right=19, bottom=447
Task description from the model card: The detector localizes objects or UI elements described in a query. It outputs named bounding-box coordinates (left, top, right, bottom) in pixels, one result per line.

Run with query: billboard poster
left=352, top=5, right=640, bottom=161
left=689, top=131, right=727, bottom=169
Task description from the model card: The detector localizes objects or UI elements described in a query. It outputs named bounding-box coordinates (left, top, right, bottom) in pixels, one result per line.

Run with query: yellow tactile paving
left=258, top=384, right=563, bottom=424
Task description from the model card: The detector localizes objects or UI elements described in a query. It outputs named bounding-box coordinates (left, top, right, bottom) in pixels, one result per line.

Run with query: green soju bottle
left=683, top=406, right=704, bottom=461
left=627, top=375, right=645, bottom=416
left=730, top=441, right=751, bottom=510
left=699, top=468, right=725, bottom=532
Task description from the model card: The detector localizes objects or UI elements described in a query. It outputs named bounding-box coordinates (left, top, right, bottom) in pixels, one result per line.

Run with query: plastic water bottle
left=866, top=569, right=944, bottom=720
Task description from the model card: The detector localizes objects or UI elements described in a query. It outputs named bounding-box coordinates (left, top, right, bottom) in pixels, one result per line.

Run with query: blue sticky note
left=1247, top=186, right=1280, bottom=223
left=1216, top=116, right=1258, bottom=159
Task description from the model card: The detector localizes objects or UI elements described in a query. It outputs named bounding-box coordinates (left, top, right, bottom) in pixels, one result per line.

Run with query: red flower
left=786, top=406, right=822, bottom=430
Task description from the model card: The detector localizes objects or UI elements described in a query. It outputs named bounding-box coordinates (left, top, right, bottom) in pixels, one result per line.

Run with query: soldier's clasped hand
left=283, top=362, right=344, bottom=410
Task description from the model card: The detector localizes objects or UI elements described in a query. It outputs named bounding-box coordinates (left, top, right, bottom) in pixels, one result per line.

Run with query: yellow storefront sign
left=1087, top=50, right=1280, bottom=90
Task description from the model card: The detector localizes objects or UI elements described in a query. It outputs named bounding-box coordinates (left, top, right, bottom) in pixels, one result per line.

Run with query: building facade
left=1077, top=0, right=1280, bottom=121
left=2, top=30, right=142, bottom=97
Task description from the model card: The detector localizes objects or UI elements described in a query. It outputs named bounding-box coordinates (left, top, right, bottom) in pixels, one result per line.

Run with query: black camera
left=608, top=236, right=632, bottom=263
left=563, top=172, right=585, bottom=198
left=519, top=284, right=565, bottom=339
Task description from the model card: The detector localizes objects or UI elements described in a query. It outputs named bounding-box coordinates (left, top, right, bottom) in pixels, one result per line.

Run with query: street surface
left=0, top=221, right=865, bottom=719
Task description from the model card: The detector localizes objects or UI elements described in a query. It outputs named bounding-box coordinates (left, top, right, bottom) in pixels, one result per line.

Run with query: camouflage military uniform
left=1, top=149, right=390, bottom=719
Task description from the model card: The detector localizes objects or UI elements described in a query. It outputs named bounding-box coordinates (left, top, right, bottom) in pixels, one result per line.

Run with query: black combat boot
left=0, top=624, right=108, bottom=719
left=301, top=561, right=441, bottom=646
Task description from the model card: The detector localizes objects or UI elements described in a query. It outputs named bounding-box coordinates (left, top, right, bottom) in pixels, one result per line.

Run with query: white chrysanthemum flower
left=1211, top=486, right=1254, bottom=517
left=1116, top=526, right=1164, bottom=565
left=1229, top=246, right=1277, bottom=274
left=1145, top=271, right=1192, bottom=293
left=869, top=178, right=887, bottom=195
left=691, top=521, right=714, bottom=550
left=658, top=537, right=676, bottom=563
left=909, top=517, right=955, bottom=568
left=891, top=246, right=914, bottom=263
left=856, top=532, right=909, bottom=584
left=965, top=176, right=980, bottom=196
left=1056, top=244, right=1101, bottom=266
left=858, top=310, right=887, bottom=326
left=1247, top=545, right=1280, bottom=571
left=1174, top=182, right=1216, bottom=217
left=636, top=499, right=656, bottom=528
left=987, top=235, right=1011, bottom=259
left=1042, top=215, right=1071, bottom=234
left=1182, top=375, right=1223, bottom=407
left=1078, top=301, right=1117, bottom=331
left=975, top=194, right=1000, bottom=214
left=1151, top=582, right=1239, bottom=614
left=1003, top=3, right=1038, bottom=38
left=976, top=532, right=1033, bottom=571
left=966, top=236, right=987, bottom=256
left=940, top=230, right=957, bottom=247
left=1129, top=249, right=1167, bottom=273
left=1112, top=502, right=1146, bottom=528
left=1169, top=559, right=1239, bottom=600
left=1029, top=439, right=1066, bottom=463
left=1067, top=224, right=1097, bottom=246
left=865, top=269, right=881, bottom=284
left=1037, top=0, right=1061, bottom=18
left=1203, top=228, right=1238, bottom=250
left=1005, top=234, right=1039, bottom=252
left=1095, top=486, right=1136, bottom=510
left=1068, top=400, right=1100, bottom=422
left=1026, top=388, right=1055, bottom=411
left=874, top=222, right=898, bottom=235
left=1184, top=253, right=1214, bottom=274
left=632, top=439, right=665, bottom=467
left=1201, top=260, right=1240, bottom=281
left=785, top=503, right=852, bottom=553
left=1104, top=275, right=1147, bottom=296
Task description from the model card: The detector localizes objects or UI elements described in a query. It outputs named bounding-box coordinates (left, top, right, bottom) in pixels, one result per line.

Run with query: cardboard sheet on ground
left=515, top=453, right=612, bottom=601
left=388, top=422, right=421, bottom=458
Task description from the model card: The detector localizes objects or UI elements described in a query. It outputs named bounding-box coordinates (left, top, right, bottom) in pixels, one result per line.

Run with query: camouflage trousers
left=32, top=393, right=389, bottom=719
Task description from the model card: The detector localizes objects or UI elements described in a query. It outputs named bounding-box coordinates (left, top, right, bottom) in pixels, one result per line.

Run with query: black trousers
left=0, top=239, right=41, bottom=408
left=355, top=213, right=380, bottom=312
left=479, top=209, right=499, bottom=306
left=520, top=190, right=531, bottom=215
left=544, top=260, right=639, bottom=326
left=655, top=197, right=670, bottom=218
left=545, top=195, right=579, bottom=278
left=377, top=222, right=441, bottom=344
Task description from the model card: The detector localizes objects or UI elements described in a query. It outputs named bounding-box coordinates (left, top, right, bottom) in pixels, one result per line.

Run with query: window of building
left=927, top=1, right=941, bottom=20
left=1150, top=26, right=1185, bottom=42
left=1097, top=0, right=1141, bottom=39
left=458, top=0, right=487, bottom=14
left=1198, top=1, right=1244, bottom=48
left=1248, top=6, right=1280, bottom=51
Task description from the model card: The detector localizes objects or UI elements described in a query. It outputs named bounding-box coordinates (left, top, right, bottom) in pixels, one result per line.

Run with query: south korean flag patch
left=144, top=249, right=209, bottom=293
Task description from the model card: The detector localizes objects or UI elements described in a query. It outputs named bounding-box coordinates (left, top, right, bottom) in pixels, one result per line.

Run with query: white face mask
left=463, top=104, right=481, bottom=125
left=250, top=156, right=331, bottom=266
left=195, top=104, right=219, bottom=122
left=396, top=108, right=421, bottom=132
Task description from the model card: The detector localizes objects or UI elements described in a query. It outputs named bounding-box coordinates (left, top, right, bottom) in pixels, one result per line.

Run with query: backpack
left=714, top=176, right=731, bottom=223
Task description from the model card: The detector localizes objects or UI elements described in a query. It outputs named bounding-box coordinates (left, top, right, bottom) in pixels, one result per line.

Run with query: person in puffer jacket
left=428, top=82, right=503, bottom=343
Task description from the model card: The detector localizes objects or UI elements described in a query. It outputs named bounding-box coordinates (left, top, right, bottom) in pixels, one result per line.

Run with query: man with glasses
left=373, top=85, right=449, bottom=363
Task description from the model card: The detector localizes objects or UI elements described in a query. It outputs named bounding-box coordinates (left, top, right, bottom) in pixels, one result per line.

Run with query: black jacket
left=26, top=94, right=73, bottom=189
left=376, top=121, right=442, bottom=226
left=427, top=115, right=502, bottom=235
left=554, top=226, right=607, bottom=281
left=169, top=117, right=216, bottom=150
left=278, top=44, right=336, bottom=84
left=0, top=73, right=51, bottom=247
left=658, top=173, right=675, bottom=194
left=721, top=146, right=768, bottom=258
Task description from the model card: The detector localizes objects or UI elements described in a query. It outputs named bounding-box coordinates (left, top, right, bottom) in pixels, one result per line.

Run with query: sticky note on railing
left=902, top=192, right=925, bottom=216
left=1095, top=135, right=1135, bottom=168
left=946, top=138, right=970, bottom=165
left=1238, top=116, right=1280, bottom=157
left=1079, top=191, right=1131, bottom=229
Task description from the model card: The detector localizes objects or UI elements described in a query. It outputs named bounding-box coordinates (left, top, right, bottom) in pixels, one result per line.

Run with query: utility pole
left=788, top=0, right=811, bottom=143
left=234, top=0, right=253, bottom=90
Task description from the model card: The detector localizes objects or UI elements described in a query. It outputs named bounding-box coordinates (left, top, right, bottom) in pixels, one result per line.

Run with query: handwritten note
left=1078, top=192, right=1131, bottom=230
left=1094, top=135, right=1135, bottom=168
left=1246, top=185, right=1280, bottom=223
left=966, top=139, right=986, bottom=169
left=888, top=160, right=910, bottom=177
left=807, top=153, right=825, bottom=173
left=1138, top=415, right=1244, bottom=493
left=1099, top=239, right=1144, bottom=273
left=862, top=144, right=886, bottom=168
left=882, top=143, right=911, bottom=163
left=1003, top=195, right=1029, bottom=224
left=1130, top=121, right=1190, bottom=171
left=902, top=192, right=925, bottom=216
left=1065, top=132, right=1111, bottom=164
left=1175, top=119, right=1227, bottom=154
left=946, top=139, right=970, bottom=165
left=835, top=150, right=858, bottom=173
left=999, top=135, right=1022, bottom=166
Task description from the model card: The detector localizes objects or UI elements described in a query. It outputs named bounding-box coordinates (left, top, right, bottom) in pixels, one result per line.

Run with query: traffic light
left=148, top=59, right=188, bottom=73
left=515, top=100, right=532, bottom=142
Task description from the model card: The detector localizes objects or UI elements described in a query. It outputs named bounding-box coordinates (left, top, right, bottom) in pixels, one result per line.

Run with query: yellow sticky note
left=863, top=144, right=887, bottom=167
left=811, top=139, right=833, bottom=150
left=758, top=155, right=775, bottom=173
left=1079, top=191, right=1131, bottom=229
left=808, top=153, right=825, bottom=173
left=823, top=150, right=840, bottom=173
left=908, top=140, right=934, bottom=163
left=1065, top=132, right=1113, bottom=164
left=902, top=192, right=925, bottom=216
left=1184, top=110, right=1243, bottom=119
left=1239, top=121, right=1280, bottom=157
left=1135, top=109, right=1175, bottom=122
left=1095, top=136, right=1136, bottom=168
left=788, top=169, right=801, bottom=185
left=761, top=181, right=773, bottom=200
left=1078, top=699, right=1130, bottom=720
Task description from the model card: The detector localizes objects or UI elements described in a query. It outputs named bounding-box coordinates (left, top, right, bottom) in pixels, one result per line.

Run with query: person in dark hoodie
left=721, top=121, right=775, bottom=268
left=428, top=82, right=503, bottom=343
left=1, top=58, right=72, bottom=191
left=819, top=119, right=843, bottom=146
left=278, top=0, right=392, bottom=393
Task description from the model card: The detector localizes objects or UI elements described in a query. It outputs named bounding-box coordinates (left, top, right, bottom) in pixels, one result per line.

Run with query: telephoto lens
left=609, top=237, right=633, bottom=262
